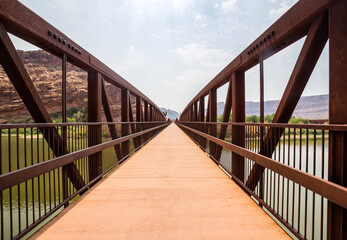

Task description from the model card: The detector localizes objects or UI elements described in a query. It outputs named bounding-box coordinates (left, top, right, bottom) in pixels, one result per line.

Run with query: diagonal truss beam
left=215, top=78, right=232, bottom=161
left=101, top=79, right=122, bottom=160
left=246, top=14, right=329, bottom=191
left=0, top=22, right=85, bottom=190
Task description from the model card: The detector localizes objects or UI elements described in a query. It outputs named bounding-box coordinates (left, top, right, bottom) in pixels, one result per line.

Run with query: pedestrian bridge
left=32, top=124, right=289, bottom=240
left=0, top=0, right=346, bottom=239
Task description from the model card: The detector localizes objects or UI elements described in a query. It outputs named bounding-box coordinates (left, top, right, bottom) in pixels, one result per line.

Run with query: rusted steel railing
left=0, top=121, right=169, bottom=239
left=178, top=0, right=347, bottom=239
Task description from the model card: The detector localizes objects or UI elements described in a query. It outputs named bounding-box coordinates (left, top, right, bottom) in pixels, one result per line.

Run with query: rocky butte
left=0, top=50, right=135, bottom=123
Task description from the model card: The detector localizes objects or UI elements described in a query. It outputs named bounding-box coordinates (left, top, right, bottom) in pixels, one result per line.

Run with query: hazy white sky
left=13, top=0, right=328, bottom=113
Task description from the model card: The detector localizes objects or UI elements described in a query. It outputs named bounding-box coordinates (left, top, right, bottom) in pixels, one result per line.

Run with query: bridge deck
left=32, top=124, right=289, bottom=240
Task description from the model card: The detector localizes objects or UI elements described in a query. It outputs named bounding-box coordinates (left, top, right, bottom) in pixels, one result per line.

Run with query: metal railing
left=177, top=122, right=347, bottom=240
left=0, top=121, right=169, bottom=239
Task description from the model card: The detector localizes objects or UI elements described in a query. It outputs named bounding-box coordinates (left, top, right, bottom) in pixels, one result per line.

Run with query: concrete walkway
left=32, top=123, right=290, bottom=240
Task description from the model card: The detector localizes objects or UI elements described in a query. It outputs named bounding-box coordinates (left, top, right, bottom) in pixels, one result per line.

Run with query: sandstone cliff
left=0, top=50, right=126, bottom=123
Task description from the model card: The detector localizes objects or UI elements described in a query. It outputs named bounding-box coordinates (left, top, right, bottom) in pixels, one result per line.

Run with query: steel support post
left=259, top=52, right=265, bottom=199
left=193, top=102, right=198, bottom=121
left=144, top=101, right=148, bottom=122
left=209, top=89, right=217, bottom=159
left=328, top=0, right=347, bottom=239
left=150, top=105, right=153, bottom=121
left=121, top=89, right=130, bottom=157
left=61, top=53, right=68, bottom=202
left=232, top=72, right=245, bottom=181
left=136, top=97, right=142, bottom=146
left=203, top=96, right=211, bottom=149
left=199, top=97, right=205, bottom=146
left=88, top=71, right=102, bottom=181
left=128, top=97, right=137, bottom=147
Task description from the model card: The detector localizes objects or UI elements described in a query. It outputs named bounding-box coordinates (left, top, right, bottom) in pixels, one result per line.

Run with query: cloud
left=195, top=15, right=202, bottom=21
left=171, top=43, right=232, bottom=68
left=168, top=43, right=233, bottom=95
left=220, top=0, right=238, bottom=13
left=130, top=0, right=195, bottom=11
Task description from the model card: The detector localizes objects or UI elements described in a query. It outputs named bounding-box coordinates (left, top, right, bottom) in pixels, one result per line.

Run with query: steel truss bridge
left=0, top=0, right=346, bottom=239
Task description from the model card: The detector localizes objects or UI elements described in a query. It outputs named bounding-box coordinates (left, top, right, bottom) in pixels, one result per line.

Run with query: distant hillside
left=215, top=94, right=328, bottom=120
left=0, top=50, right=134, bottom=123
left=160, top=108, right=180, bottom=120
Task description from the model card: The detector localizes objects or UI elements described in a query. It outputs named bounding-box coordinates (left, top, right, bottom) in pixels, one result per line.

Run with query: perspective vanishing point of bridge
left=0, top=0, right=346, bottom=240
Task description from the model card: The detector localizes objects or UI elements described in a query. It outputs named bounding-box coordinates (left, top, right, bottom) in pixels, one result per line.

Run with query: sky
left=13, top=0, right=329, bottom=113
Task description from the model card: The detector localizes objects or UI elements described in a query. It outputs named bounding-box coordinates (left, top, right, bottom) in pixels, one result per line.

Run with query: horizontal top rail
left=179, top=121, right=347, bottom=131
left=0, top=0, right=164, bottom=118
left=181, top=0, right=336, bottom=114
left=0, top=121, right=168, bottom=129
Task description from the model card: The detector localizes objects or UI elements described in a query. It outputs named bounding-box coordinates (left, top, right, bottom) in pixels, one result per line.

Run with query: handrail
left=0, top=121, right=168, bottom=129
left=178, top=121, right=347, bottom=131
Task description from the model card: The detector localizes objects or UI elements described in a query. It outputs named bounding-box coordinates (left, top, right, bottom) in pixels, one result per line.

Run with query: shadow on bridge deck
left=31, top=123, right=289, bottom=240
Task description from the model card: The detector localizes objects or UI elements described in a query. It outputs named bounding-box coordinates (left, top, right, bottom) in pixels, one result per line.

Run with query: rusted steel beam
left=0, top=22, right=85, bottom=190
left=328, top=0, right=347, bottom=239
left=88, top=71, right=102, bottom=181
left=198, top=97, right=204, bottom=122
left=62, top=53, right=67, bottom=124
left=259, top=52, right=264, bottom=149
left=150, top=105, right=153, bottom=121
left=246, top=14, right=328, bottom=191
left=61, top=52, right=68, bottom=202
left=198, top=97, right=206, bottom=147
left=231, top=72, right=245, bottom=180
left=215, top=79, right=232, bottom=161
left=101, top=79, right=122, bottom=160
left=203, top=95, right=211, bottom=149
left=193, top=102, right=198, bottom=122
left=144, top=101, right=148, bottom=121
left=128, top=97, right=138, bottom=148
left=0, top=0, right=164, bottom=119
left=177, top=123, right=347, bottom=210
left=121, top=89, right=130, bottom=157
left=259, top=52, right=265, bottom=199
left=209, top=89, right=217, bottom=159
left=181, top=0, right=336, bottom=115
left=135, top=97, right=143, bottom=146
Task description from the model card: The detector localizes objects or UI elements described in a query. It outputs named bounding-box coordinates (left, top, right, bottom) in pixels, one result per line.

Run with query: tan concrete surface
left=31, top=123, right=290, bottom=240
